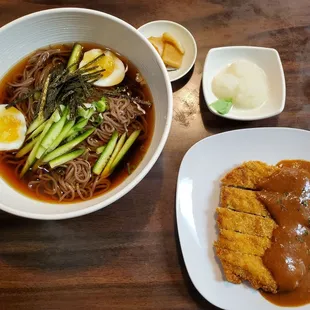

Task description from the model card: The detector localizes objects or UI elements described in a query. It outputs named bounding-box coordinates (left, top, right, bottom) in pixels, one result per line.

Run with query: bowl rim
left=0, top=8, right=173, bottom=220
left=138, top=19, right=197, bottom=82
left=202, top=45, right=286, bottom=121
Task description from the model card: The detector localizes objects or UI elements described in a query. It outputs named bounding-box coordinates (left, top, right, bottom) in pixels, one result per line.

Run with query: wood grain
left=0, top=0, right=310, bottom=309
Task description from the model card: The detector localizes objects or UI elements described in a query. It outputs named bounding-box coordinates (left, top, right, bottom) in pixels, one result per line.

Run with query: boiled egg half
left=79, top=49, right=126, bottom=87
left=0, top=105, right=27, bottom=151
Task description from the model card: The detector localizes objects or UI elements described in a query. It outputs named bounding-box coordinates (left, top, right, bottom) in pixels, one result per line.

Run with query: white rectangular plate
left=176, top=128, right=310, bottom=310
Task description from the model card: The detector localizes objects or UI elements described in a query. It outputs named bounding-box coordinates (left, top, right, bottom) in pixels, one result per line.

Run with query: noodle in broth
left=0, top=44, right=154, bottom=202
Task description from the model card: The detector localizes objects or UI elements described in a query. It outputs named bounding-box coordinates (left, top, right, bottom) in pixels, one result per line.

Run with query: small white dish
left=202, top=46, right=286, bottom=121
left=176, top=127, right=310, bottom=310
left=138, top=20, right=197, bottom=82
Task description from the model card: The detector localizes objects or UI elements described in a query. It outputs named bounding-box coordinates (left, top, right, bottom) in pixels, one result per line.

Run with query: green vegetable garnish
left=42, top=128, right=95, bottom=163
left=96, top=145, right=106, bottom=155
left=49, top=149, right=85, bottom=169
left=93, top=96, right=108, bottom=113
left=67, top=43, right=83, bottom=73
left=93, top=131, right=119, bottom=175
left=210, top=99, right=233, bottom=115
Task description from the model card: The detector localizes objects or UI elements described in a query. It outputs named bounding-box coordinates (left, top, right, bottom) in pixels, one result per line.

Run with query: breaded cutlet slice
left=215, top=247, right=277, bottom=293
left=222, top=262, right=242, bottom=284
left=221, top=161, right=279, bottom=189
left=214, top=229, right=271, bottom=256
left=220, top=186, right=270, bottom=217
left=216, top=208, right=277, bottom=238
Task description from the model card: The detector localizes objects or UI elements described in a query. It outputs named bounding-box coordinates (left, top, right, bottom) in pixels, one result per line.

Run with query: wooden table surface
left=1, top=1, right=310, bottom=309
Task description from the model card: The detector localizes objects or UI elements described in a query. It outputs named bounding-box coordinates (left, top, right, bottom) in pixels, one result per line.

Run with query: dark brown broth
left=0, top=43, right=155, bottom=203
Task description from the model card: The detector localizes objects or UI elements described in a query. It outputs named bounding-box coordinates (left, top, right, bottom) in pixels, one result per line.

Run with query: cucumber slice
left=42, top=128, right=95, bottom=163
left=40, top=107, right=69, bottom=150
left=101, top=132, right=127, bottom=178
left=49, top=149, right=85, bottom=169
left=92, top=131, right=118, bottom=175
left=47, top=120, right=75, bottom=153
left=35, top=108, right=68, bottom=159
left=65, top=118, right=89, bottom=139
left=26, top=119, right=48, bottom=141
left=65, top=131, right=80, bottom=143
left=67, top=43, right=83, bottom=72
left=20, top=110, right=59, bottom=177
left=16, top=136, right=40, bottom=158
left=32, top=158, right=43, bottom=171
left=36, top=145, right=47, bottom=160
left=96, top=145, right=106, bottom=155
left=109, top=130, right=140, bottom=174
left=26, top=116, right=45, bottom=136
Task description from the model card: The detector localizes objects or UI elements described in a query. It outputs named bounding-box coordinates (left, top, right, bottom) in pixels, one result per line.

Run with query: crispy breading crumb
left=221, top=161, right=279, bottom=189
left=220, top=186, right=270, bottom=217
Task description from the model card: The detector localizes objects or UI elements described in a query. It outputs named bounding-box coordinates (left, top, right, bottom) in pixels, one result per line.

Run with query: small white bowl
left=202, top=46, right=286, bottom=121
left=138, top=20, right=197, bottom=82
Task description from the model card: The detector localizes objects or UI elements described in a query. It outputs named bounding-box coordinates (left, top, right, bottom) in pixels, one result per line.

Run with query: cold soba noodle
left=0, top=43, right=154, bottom=202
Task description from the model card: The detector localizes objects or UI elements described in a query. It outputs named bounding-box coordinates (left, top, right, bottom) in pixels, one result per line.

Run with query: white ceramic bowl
left=0, top=8, right=173, bottom=220
left=203, top=46, right=286, bottom=121
left=138, top=20, right=197, bottom=82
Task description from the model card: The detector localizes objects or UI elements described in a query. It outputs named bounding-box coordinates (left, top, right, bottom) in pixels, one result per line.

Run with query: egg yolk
left=84, top=52, right=115, bottom=78
left=97, top=54, right=115, bottom=77
left=0, top=109, right=22, bottom=143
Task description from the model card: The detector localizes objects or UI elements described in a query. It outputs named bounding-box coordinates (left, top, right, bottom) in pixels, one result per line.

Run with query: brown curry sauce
left=259, top=160, right=310, bottom=306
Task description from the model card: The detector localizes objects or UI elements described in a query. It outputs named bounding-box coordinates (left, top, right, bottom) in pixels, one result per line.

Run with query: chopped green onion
left=93, top=96, right=108, bottom=113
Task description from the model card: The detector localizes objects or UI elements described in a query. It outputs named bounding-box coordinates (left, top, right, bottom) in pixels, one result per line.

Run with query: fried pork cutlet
left=214, top=161, right=279, bottom=293
left=222, top=262, right=242, bottom=284
left=220, top=186, right=270, bottom=217
left=214, top=229, right=271, bottom=256
left=216, top=208, right=277, bottom=238
left=221, top=161, right=279, bottom=189
left=216, top=249, right=277, bottom=293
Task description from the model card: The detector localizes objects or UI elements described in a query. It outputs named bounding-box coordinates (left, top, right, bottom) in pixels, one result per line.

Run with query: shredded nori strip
left=78, top=53, right=105, bottom=70
left=33, top=62, right=106, bottom=120
left=5, top=88, right=42, bottom=109
left=6, top=51, right=149, bottom=121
